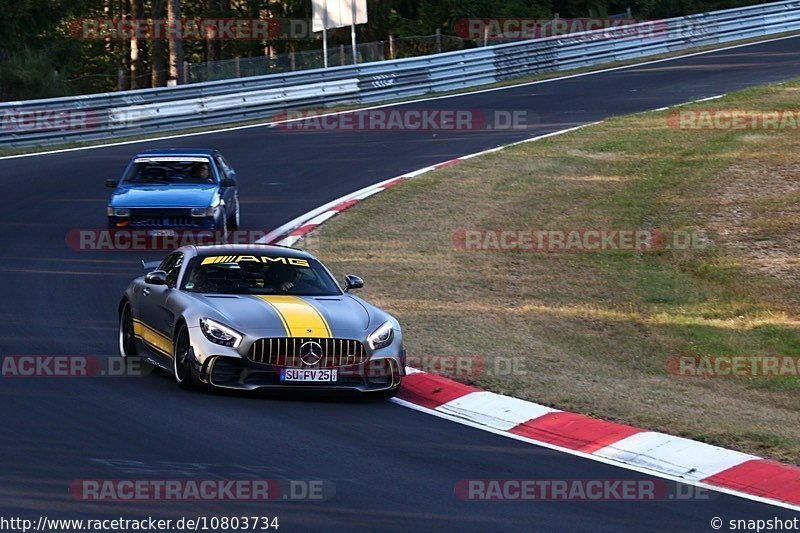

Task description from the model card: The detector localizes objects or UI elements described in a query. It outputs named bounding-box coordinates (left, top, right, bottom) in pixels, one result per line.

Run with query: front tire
left=118, top=303, right=137, bottom=358
left=173, top=324, right=202, bottom=390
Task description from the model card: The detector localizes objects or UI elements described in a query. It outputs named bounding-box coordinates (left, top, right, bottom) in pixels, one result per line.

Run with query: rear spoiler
left=141, top=260, right=161, bottom=271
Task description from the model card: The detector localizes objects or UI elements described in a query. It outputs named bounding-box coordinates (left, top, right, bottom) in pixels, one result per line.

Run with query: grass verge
left=305, top=77, right=800, bottom=464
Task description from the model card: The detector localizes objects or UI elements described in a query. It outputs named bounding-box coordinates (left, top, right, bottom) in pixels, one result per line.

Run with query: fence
left=1, top=0, right=799, bottom=148
left=188, top=35, right=473, bottom=83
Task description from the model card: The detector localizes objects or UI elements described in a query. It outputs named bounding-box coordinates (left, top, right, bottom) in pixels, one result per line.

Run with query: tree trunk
left=120, top=0, right=131, bottom=90
left=205, top=0, right=220, bottom=64
left=151, top=0, right=168, bottom=87
left=249, top=2, right=261, bottom=63
left=130, top=0, right=144, bottom=89
left=104, top=0, right=113, bottom=58
left=168, top=0, right=184, bottom=84
left=104, top=0, right=118, bottom=91
left=219, top=0, right=231, bottom=60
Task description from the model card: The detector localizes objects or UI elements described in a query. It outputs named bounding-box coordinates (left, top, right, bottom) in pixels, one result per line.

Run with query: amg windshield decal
left=200, top=256, right=310, bottom=267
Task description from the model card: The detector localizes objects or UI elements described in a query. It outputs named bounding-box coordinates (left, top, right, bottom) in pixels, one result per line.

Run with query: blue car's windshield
left=181, top=255, right=342, bottom=297
left=122, top=157, right=216, bottom=185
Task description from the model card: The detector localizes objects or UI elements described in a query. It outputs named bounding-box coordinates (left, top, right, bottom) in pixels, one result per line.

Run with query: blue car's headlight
left=192, top=205, right=219, bottom=217
left=200, top=318, right=242, bottom=348
left=191, top=207, right=216, bottom=217
left=367, top=321, right=394, bottom=350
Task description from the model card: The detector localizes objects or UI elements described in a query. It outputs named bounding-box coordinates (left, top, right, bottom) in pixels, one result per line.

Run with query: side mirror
left=344, top=275, right=363, bottom=292
left=106, top=179, right=119, bottom=188
left=220, top=178, right=236, bottom=187
left=145, top=270, right=168, bottom=286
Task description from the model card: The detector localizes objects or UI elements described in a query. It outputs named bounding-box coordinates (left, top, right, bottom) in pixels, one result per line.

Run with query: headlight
left=191, top=206, right=217, bottom=217
left=199, top=318, right=242, bottom=348
left=108, top=207, right=130, bottom=217
left=367, top=321, right=394, bottom=350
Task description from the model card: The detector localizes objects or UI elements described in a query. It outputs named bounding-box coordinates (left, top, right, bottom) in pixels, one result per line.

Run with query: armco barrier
left=1, top=0, right=799, bottom=148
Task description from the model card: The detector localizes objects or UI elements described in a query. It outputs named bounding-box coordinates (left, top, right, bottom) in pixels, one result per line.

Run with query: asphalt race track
left=1, top=36, right=799, bottom=531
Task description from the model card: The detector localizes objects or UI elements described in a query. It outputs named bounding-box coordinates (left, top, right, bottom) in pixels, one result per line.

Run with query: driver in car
left=265, top=264, right=305, bottom=293
left=191, top=162, right=213, bottom=182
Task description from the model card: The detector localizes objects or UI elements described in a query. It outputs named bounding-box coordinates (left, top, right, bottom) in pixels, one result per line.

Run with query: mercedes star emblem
left=299, top=341, right=323, bottom=366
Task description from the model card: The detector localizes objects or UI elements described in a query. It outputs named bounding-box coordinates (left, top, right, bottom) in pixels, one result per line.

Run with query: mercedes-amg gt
left=118, top=244, right=405, bottom=397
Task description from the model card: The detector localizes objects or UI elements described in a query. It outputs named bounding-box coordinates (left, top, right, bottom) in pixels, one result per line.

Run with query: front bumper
left=186, top=325, right=405, bottom=393
left=107, top=214, right=221, bottom=231
left=202, top=355, right=404, bottom=392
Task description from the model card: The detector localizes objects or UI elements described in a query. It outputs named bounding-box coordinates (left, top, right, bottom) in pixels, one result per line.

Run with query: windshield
left=121, top=157, right=217, bottom=185
left=181, top=254, right=342, bottom=296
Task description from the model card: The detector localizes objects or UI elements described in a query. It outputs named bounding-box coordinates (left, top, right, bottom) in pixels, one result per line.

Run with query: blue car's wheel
left=228, top=200, right=240, bottom=231
left=217, top=215, right=229, bottom=244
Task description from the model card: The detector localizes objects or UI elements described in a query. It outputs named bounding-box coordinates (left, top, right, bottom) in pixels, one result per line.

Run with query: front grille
left=128, top=208, right=199, bottom=228
left=248, top=338, right=368, bottom=368
left=129, top=217, right=197, bottom=228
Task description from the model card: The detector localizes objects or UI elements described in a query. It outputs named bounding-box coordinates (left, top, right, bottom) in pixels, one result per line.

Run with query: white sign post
left=322, top=0, right=328, bottom=68
left=312, top=0, right=367, bottom=67
left=350, top=0, right=357, bottom=65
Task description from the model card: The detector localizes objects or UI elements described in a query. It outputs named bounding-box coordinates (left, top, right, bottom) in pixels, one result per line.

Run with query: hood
left=189, top=293, right=374, bottom=338
left=110, top=184, right=218, bottom=208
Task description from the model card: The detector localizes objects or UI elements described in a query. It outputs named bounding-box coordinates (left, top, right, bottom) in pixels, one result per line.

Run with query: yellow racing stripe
left=132, top=318, right=173, bottom=357
left=256, top=295, right=332, bottom=338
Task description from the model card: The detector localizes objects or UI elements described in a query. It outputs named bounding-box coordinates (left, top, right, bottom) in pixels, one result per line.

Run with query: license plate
left=280, top=368, right=337, bottom=382
left=147, top=229, right=177, bottom=237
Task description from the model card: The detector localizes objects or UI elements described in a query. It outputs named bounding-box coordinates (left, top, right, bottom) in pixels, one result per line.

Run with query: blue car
left=106, top=149, right=240, bottom=237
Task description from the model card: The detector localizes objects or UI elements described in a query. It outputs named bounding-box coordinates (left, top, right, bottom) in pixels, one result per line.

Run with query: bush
left=0, top=47, right=68, bottom=101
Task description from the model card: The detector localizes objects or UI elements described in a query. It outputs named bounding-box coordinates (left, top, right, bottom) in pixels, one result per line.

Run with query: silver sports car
left=118, top=244, right=405, bottom=397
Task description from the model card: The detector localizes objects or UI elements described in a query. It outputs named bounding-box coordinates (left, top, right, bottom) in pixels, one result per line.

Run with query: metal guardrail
left=1, top=0, right=799, bottom=148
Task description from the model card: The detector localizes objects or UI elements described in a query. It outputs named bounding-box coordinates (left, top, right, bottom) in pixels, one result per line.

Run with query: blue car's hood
left=110, top=184, right=218, bottom=208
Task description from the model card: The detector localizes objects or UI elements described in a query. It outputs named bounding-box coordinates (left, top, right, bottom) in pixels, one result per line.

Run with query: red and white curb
left=396, top=368, right=800, bottom=509
left=259, top=123, right=800, bottom=511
